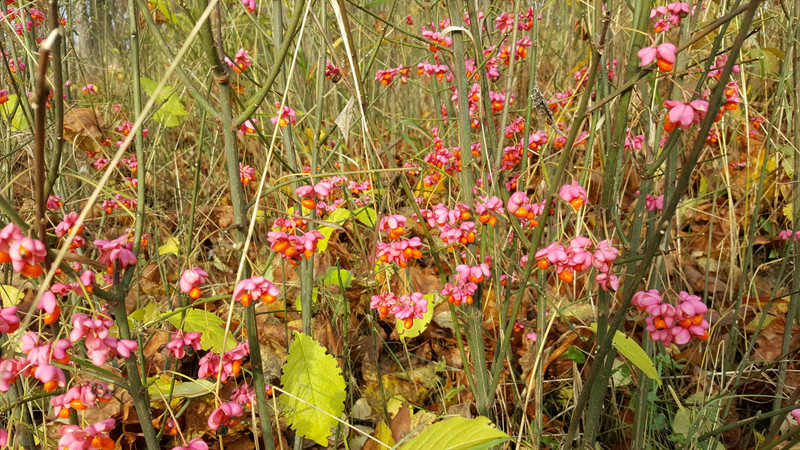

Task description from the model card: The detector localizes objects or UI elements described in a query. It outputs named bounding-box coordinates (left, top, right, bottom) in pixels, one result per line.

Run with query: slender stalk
left=44, top=0, right=64, bottom=199
left=199, top=0, right=275, bottom=446
left=562, top=3, right=762, bottom=447
left=33, top=32, right=57, bottom=246
left=235, top=0, right=304, bottom=127
left=446, top=0, right=489, bottom=416
left=110, top=271, right=159, bottom=447
left=771, top=2, right=800, bottom=430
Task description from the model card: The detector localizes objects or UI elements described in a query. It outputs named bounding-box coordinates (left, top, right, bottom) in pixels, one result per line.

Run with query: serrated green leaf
left=395, top=293, right=435, bottom=339
left=167, top=309, right=236, bottom=352
left=354, top=206, right=377, bottom=227
left=0, top=94, right=29, bottom=130
left=591, top=323, right=661, bottom=385
left=400, top=416, right=510, bottom=450
left=280, top=333, right=346, bottom=446
left=321, top=267, right=352, bottom=288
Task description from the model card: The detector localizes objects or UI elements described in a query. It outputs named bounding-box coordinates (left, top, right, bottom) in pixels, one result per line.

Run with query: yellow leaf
left=374, top=421, right=395, bottom=447
left=158, top=236, right=181, bottom=256
left=0, top=285, right=23, bottom=307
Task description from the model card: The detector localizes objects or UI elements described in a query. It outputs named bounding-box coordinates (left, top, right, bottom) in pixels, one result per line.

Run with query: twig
left=33, top=31, right=58, bottom=248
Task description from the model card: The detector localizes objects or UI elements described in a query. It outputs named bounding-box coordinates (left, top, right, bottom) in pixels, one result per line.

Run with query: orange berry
left=70, top=399, right=88, bottom=410
left=403, top=248, right=414, bottom=259
left=558, top=270, right=574, bottom=284
left=43, top=380, right=58, bottom=392
left=240, top=293, right=252, bottom=307
left=91, top=437, right=115, bottom=450
left=663, top=112, right=676, bottom=132
left=403, top=318, right=414, bottom=329
left=261, top=293, right=276, bottom=304
left=656, top=58, right=673, bottom=72
left=465, top=295, right=473, bottom=305
left=692, top=315, right=704, bottom=326
left=58, top=407, right=71, bottom=418
left=189, top=287, right=202, bottom=300
left=569, top=198, right=584, bottom=210
left=55, top=356, right=70, bottom=365
left=680, top=318, right=692, bottom=328
left=273, top=241, right=289, bottom=253
left=43, top=305, right=61, bottom=325
left=412, top=249, right=422, bottom=259
left=488, top=216, right=497, bottom=226
left=379, top=305, right=389, bottom=318
left=232, top=360, right=242, bottom=375
left=468, top=274, right=484, bottom=283
left=654, top=318, right=667, bottom=330
left=284, top=246, right=297, bottom=258
left=21, top=264, right=43, bottom=278
left=0, top=250, right=10, bottom=263
left=301, top=198, right=316, bottom=210
left=537, top=260, right=549, bottom=270
left=303, top=249, right=314, bottom=259
left=460, top=211, right=471, bottom=220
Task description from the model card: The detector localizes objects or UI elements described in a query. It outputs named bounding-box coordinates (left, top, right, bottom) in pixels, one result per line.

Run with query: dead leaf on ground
left=63, top=107, right=105, bottom=155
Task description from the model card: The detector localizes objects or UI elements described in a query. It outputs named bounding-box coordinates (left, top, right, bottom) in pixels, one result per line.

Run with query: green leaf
left=129, top=301, right=159, bottom=323
left=400, top=416, right=510, bottom=450
left=317, top=208, right=351, bottom=252
left=280, top=333, right=346, bottom=446
left=147, top=376, right=214, bottom=399
left=354, top=206, right=377, bottom=227
left=139, top=77, right=188, bottom=127
left=167, top=309, right=236, bottom=352
left=0, top=94, right=29, bottom=130
left=566, top=345, right=585, bottom=364
left=320, top=267, right=352, bottom=288
left=395, top=293, right=435, bottom=339
left=590, top=323, right=661, bottom=385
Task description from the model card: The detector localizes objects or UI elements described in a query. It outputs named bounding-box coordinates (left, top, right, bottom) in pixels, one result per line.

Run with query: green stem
left=199, top=0, right=275, bottom=446
left=44, top=0, right=64, bottom=199
left=562, top=2, right=762, bottom=447
left=235, top=0, right=304, bottom=127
